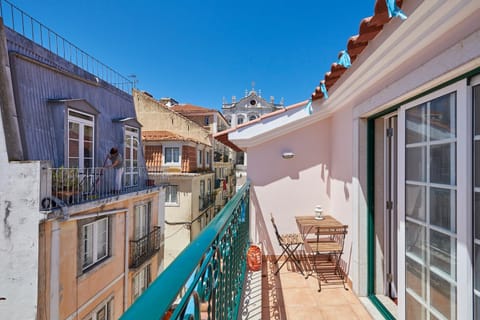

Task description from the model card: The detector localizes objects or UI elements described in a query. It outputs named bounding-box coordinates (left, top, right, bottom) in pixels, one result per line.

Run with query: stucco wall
left=0, top=161, right=42, bottom=320
left=133, top=90, right=211, bottom=146
left=247, top=119, right=332, bottom=255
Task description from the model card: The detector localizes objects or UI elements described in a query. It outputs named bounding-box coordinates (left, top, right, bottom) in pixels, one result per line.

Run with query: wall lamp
left=281, top=152, right=295, bottom=159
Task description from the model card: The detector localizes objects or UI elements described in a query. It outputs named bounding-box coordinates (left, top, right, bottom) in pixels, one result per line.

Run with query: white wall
left=0, top=161, right=42, bottom=320
left=247, top=119, right=332, bottom=255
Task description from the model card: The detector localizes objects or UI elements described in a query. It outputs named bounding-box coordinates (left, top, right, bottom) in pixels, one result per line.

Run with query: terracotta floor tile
left=262, top=257, right=373, bottom=319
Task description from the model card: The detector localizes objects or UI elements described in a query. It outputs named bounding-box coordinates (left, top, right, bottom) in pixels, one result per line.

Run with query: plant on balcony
left=51, top=167, right=80, bottom=204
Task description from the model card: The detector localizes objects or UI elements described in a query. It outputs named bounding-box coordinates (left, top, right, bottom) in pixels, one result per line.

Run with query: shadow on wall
left=250, top=188, right=275, bottom=257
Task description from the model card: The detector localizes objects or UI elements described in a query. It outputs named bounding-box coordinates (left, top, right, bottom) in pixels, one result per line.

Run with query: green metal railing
left=121, top=182, right=250, bottom=320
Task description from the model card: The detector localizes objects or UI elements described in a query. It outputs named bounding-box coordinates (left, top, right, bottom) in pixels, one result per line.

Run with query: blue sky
left=11, top=0, right=374, bottom=109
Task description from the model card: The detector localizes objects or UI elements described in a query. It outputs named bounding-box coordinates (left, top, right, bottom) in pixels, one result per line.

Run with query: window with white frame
left=237, top=116, right=244, bottom=125
left=165, top=185, right=178, bottom=205
left=403, top=92, right=457, bottom=320
left=83, top=297, right=113, bottom=320
left=206, top=151, right=211, bottom=167
left=132, top=264, right=151, bottom=302
left=198, top=149, right=203, bottom=167
left=125, top=126, right=139, bottom=187
left=134, top=202, right=151, bottom=240
left=164, top=146, right=180, bottom=165
left=68, top=109, right=94, bottom=168
left=82, top=217, right=109, bottom=271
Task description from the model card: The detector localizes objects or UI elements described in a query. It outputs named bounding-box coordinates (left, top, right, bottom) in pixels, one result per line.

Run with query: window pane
left=406, top=221, right=426, bottom=261
left=430, top=143, right=455, bottom=185
left=97, top=219, right=108, bottom=259
left=69, top=122, right=79, bottom=139
left=475, top=193, right=480, bottom=240
left=475, top=141, right=480, bottom=188
left=406, top=103, right=427, bottom=144
left=406, top=185, right=426, bottom=221
left=429, top=93, right=456, bottom=141
left=406, top=257, right=426, bottom=300
left=406, top=292, right=427, bottom=320
left=475, top=244, right=480, bottom=291
left=83, top=224, right=94, bottom=267
left=69, top=139, right=79, bottom=158
left=84, top=125, right=94, bottom=142
left=430, top=230, right=456, bottom=276
left=430, top=188, right=455, bottom=232
left=406, top=147, right=427, bottom=182
left=430, top=271, right=455, bottom=319
left=475, top=85, right=480, bottom=135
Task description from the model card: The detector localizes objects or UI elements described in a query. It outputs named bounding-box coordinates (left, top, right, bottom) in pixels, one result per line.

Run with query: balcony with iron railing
left=40, top=166, right=157, bottom=210
left=199, top=192, right=215, bottom=211
left=130, top=226, right=162, bottom=269
left=121, top=182, right=374, bottom=319
left=121, top=182, right=251, bottom=320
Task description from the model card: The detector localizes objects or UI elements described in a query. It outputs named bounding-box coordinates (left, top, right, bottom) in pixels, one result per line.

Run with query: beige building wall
left=39, top=191, right=162, bottom=320
left=133, top=90, right=211, bottom=146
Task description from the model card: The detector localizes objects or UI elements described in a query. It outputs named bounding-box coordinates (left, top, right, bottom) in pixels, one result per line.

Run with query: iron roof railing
left=0, top=0, right=133, bottom=93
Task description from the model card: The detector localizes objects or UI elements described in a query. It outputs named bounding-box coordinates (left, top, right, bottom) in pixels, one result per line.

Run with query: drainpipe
left=124, top=211, right=129, bottom=312
left=50, top=220, right=60, bottom=320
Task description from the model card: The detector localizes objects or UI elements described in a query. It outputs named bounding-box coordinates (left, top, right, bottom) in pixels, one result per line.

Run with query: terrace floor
left=253, top=255, right=374, bottom=320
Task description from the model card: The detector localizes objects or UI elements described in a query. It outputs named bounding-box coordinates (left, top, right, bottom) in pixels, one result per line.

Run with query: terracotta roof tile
left=142, top=130, right=207, bottom=146
left=311, top=0, right=404, bottom=100
left=171, top=104, right=217, bottom=114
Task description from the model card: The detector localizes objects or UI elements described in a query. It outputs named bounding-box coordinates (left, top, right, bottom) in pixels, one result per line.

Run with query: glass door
left=403, top=92, right=457, bottom=319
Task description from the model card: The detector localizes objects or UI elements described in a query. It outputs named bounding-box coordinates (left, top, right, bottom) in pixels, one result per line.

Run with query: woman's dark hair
left=110, top=147, right=118, bottom=155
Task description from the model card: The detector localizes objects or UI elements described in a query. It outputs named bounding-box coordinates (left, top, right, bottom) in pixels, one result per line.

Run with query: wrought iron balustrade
left=130, top=226, right=161, bottom=268
left=199, top=192, right=215, bottom=211
left=40, top=166, right=156, bottom=210
left=121, top=182, right=251, bottom=320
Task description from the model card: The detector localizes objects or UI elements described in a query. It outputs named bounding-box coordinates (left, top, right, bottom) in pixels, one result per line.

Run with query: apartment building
left=170, top=103, right=237, bottom=208
left=133, top=90, right=216, bottom=267
left=0, top=12, right=164, bottom=320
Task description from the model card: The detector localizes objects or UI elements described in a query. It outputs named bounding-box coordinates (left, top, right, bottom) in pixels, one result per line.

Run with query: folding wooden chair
left=270, top=213, right=305, bottom=276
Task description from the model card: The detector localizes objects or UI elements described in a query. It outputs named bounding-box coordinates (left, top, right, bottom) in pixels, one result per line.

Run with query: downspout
left=0, top=18, right=24, bottom=160
left=124, top=210, right=129, bottom=312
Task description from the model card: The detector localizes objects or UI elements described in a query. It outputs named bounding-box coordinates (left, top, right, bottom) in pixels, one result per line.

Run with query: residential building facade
left=219, top=0, right=480, bottom=319
left=170, top=103, right=237, bottom=209
left=133, top=90, right=216, bottom=267
left=0, top=14, right=164, bottom=320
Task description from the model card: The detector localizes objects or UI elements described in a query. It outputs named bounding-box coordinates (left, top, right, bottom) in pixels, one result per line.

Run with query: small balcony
left=121, top=182, right=373, bottom=320
left=199, top=193, right=215, bottom=211
left=40, top=166, right=157, bottom=210
left=129, top=226, right=162, bottom=269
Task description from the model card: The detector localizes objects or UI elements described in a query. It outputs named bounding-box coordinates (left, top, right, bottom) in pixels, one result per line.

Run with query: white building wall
left=0, top=160, right=42, bottom=320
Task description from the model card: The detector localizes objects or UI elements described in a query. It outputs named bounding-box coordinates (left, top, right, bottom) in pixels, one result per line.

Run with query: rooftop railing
left=0, top=0, right=133, bottom=93
left=121, top=182, right=250, bottom=320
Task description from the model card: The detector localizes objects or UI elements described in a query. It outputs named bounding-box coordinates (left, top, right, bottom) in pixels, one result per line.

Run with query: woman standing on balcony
left=107, top=147, right=123, bottom=193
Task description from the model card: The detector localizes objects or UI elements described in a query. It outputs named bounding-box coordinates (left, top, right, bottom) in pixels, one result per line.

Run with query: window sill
left=78, top=255, right=113, bottom=280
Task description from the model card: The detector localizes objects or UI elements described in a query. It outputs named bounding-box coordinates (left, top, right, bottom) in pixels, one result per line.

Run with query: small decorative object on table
left=314, top=205, right=324, bottom=220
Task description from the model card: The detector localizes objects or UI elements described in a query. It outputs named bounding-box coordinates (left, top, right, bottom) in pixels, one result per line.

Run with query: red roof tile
left=311, top=0, right=404, bottom=100
left=142, top=130, right=207, bottom=145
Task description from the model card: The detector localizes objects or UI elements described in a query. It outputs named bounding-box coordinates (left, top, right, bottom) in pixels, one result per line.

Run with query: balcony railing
left=40, top=166, right=156, bottom=210
left=121, top=182, right=250, bottom=320
left=130, top=226, right=161, bottom=269
left=0, top=0, right=133, bottom=93
left=199, top=192, right=215, bottom=211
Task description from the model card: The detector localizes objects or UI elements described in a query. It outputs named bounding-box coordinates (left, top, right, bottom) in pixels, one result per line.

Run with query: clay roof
left=311, top=0, right=403, bottom=100
left=171, top=104, right=217, bottom=114
left=142, top=130, right=207, bottom=145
